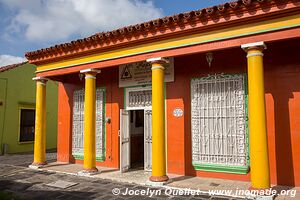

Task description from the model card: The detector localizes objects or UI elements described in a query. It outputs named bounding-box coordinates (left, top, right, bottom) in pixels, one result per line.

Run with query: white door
left=120, top=109, right=130, bottom=172
left=144, top=109, right=152, bottom=171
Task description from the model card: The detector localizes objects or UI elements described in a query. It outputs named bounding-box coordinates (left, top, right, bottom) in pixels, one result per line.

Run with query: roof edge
left=25, top=0, right=299, bottom=64
left=0, top=61, right=29, bottom=73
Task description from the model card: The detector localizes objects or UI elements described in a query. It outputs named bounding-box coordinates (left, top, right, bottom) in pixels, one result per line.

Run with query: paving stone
left=9, top=182, right=32, bottom=191
left=4, top=173, right=28, bottom=180
left=172, top=197, right=194, bottom=200
left=55, top=194, right=76, bottom=200
left=154, top=193, right=172, bottom=199
left=133, top=185, right=149, bottom=190
left=23, top=171, right=40, bottom=177
left=190, top=197, right=208, bottom=200
left=35, top=191, right=63, bottom=199
left=127, top=195, right=152, bottom=200
left=93, top=179, right=113, bottom=184
left=28, top=184, right=61, bottom=191
left=31, top=191, right=56, bottom=200
left=143, top=197, right=156, bottom=200
left=33, top=170, right=55, bottom=175
left=93, top=188, right=110, bottom=194
left=0, top=167, right=25, bottom=176
left=99, top=195, right=119, bottom=200
left=112, top=197, right=126, bottom=200
left=120, top=183, right=136, bottom=188
left=211, top=196, right=230, bottom=200
left=0, top=179, right=14, bottom=190
left=194, top=194, right=211, bottom=199
left=46, top=180, right=78, bottom=189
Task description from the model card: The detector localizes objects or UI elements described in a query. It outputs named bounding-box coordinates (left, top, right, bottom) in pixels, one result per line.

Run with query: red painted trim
left=38, top=27, right=300, bottom=78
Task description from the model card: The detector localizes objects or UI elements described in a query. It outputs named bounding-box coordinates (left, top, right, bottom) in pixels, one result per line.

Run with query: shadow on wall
left=271, top=90, right=295, bottom=186
left=266, top=69, right=300, bottom=186
left=264, top=40, right=300, bottom=187
left=171, top=39, right=300, bottom=186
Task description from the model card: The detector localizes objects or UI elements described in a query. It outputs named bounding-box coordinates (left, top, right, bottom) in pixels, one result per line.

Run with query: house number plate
left=173, top=108, right=183, bottom=117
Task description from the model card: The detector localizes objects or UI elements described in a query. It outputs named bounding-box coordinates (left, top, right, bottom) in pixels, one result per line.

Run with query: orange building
left=25, top=0, right=300, bottom=189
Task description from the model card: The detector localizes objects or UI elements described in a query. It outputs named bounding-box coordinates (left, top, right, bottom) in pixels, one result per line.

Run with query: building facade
left=0, top=63, right=58, bottom=154
left=26, top=0, right=300, bottom=189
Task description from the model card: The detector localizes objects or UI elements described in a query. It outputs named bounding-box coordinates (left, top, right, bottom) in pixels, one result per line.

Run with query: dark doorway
left=130, top=110, right=144, bottom=169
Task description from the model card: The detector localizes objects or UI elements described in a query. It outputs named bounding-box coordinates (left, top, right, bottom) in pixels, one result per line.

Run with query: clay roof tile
left=242, top=0, right=252, bottom=6
left=0, top=61, right=28, bottom=73
left=229, top=1, right=239, bottom=9
left=24, top=0, right=286, bottom=62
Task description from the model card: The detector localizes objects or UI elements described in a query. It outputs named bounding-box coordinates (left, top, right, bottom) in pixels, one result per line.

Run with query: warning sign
left=121, top=66, right=132, bottom=79
left=119, top=58, right=174, bottom=88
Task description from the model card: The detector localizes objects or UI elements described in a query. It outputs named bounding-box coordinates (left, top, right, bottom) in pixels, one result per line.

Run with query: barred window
left=191, top=74, right=248, bottom=169
left=72, top=88, right=105, bottom=161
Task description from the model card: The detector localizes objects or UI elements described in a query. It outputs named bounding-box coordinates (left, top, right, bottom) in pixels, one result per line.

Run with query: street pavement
left=0, top=153, right=243, bottom=200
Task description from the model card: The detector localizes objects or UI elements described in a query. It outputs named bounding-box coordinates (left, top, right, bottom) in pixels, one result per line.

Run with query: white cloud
left=2, top=0, right=163, bottom=42
left=0, top=55, right=27, bottom=67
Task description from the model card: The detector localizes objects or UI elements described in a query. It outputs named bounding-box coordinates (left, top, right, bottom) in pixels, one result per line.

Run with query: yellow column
left=147, top=57, right=169, bottom=182
left=242, top=42, right=270, bottom=189
left=80, top=68, right=100, bottom=174
left=31, top=77, right=48, bottom=168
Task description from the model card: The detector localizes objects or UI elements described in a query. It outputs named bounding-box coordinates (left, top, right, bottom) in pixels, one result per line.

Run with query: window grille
left=72, top=88, right=105, bottom=160
left=96, top=88, right=105, bottom=158
left=127, top=90, right=152, bottom=109
left=191, top=74, right=248, bottom=167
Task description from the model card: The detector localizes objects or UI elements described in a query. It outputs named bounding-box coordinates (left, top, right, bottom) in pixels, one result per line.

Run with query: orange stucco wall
left=166, top=47, right=251, bottom=182
left=166, top=40, right=300, bottom=186
left=57, top=39, right=300, bottom=186
left=57, top=67, right=123, bottom=168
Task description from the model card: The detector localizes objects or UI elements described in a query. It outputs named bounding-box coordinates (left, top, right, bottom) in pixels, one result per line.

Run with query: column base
left=149, top=175, right=169, bottom=182
left=249, top=186, right=271, bottom=190
left=29, top=162, right=47, bottom=169
left=78, top=167, right=99, bottom=176
left=147, top=176, right=171, bottom=186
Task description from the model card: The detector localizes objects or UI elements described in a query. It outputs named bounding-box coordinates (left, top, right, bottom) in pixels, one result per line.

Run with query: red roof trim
left=24, top=0, right=297, bottom=63
left=0, top=62, right=28, bottom=73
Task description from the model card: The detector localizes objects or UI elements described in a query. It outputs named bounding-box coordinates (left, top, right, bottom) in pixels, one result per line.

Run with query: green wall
left=0, top=63, right=58, bottom=154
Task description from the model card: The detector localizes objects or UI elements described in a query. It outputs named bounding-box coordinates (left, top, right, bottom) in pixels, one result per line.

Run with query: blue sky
left=0, top=0, right=228, bottom=66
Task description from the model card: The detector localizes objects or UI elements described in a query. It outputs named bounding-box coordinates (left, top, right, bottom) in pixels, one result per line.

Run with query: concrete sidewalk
left=44, top=162, right=250, bottom=193
left=1, top=153, right=299, bottom=199
left=42, top=162, right=300, bottom=200
left=0, top=153, right=239, bottom=200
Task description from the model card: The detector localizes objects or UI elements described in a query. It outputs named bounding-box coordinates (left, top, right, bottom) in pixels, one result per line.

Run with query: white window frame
left=125, top=86, right=152, bottom=110
left=72, top=87, right=106, bottom=161
left=191, top=74, right=249, bottom=174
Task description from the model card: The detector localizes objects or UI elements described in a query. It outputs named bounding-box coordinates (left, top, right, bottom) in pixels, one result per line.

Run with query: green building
left=0, top=62, right=57, bottom=154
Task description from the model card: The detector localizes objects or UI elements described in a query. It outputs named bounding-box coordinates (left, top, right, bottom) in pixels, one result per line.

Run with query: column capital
left=32, top=77, right=48, bottom=84
left=146, top=57, right=169, bottom=65
left=80, top=68, right=101, bottom=79
left=80, top=68, right=101, bottom=74
left=241, top=41, right=267, bottom=52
